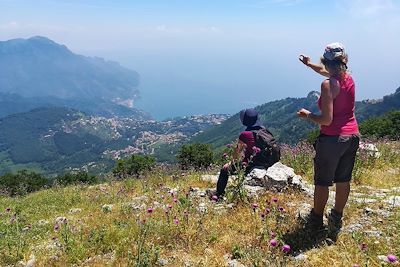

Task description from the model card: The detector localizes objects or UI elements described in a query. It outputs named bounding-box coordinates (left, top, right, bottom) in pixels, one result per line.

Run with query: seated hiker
left=210, top=108, right=280, bottom=198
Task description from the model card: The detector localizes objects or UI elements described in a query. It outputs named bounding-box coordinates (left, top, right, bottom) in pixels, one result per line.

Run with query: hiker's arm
left=297, top=80, right=333, bottom=126
left=299, top=54, right=330, bottom=77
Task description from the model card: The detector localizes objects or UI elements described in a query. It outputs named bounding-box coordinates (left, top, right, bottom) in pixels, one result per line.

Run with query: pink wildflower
left=269, top=239, right=278, bottom=247
left=147, top=208, right=154, bottom=214
left=272, top=197, right=278, bottom=203
left=54, top=224, right=60, bottom=232
left=282, top=244, right=291, bottom=253
left=212, top=195, right=219, bottom=202
left=387, top=254, right=397, bottom=263
left=360, top=243, right=367, bottom=251
left=174, top=218, right=180, bottom=225
left=226, top=144, right=232, bottom=148
left=251, top=203, right=259, bottom=210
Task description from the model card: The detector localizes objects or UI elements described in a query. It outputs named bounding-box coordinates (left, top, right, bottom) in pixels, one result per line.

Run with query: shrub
left=0, top=170, right=49, bottom=196
left=176, top=143, right=214, bottom=170
left=113, top=154, right=156, bottom=178
left=359, top=110, right=400, bottom=139
left=55, top=171, right=98, bottom=186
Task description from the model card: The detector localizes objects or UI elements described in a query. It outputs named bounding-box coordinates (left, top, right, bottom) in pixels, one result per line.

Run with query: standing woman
left=297, top=43, right=360, bottom=241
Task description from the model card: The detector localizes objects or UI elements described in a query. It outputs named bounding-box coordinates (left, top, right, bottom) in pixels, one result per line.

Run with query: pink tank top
left=318, top=74, right=359, bottom=136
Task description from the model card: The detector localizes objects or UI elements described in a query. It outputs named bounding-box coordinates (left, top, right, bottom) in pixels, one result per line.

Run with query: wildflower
left=260, top=213, right=266, bottom=220
left=168, top=204, right=173, bottom=209
left=252, top=146, right=261, bottom=155
left=272, top=197, right=278, bottom=203
left=387, top=254, right=397, bottom=263
left=173, top=198, right=178, bottom=203
left=282, top=244, right=291, bottom=253
left=269, top=239, right=278, bottom=247
left=242, top=162, right=248, bottom=168
left=147, top=208, right=154, bottom=214
left=353, top=264, right=360, bottom=267
left=174, top=218, right=180, bottom=225
left=226, top=144, right=232, bottom=148
left=265, top=208, right=271, bottom=215
left=270, top=231, right=277, bottom=238
left=252, top=203, right=259, bottom=211
left=278, top=206, right=285, bottom=212
left=360, top=243, right=367, bottom=251
left=5, top=207, right=11, bottom=213
left=54, top=224, right=60, bottom=232
left=212, top=195, right=219, bottom=202
left=223, top=153, right=229, bottom=159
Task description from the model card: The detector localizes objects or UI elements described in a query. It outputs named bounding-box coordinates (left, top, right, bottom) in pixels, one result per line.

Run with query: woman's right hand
left=299, top=54, right=311, bottom=66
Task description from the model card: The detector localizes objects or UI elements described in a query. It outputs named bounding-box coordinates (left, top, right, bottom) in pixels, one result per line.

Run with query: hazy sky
left=1, top=0, right=399, bottom=119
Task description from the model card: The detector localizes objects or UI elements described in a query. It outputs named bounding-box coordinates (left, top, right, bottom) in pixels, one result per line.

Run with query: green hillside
left=191, top=88, right=400, bottom=149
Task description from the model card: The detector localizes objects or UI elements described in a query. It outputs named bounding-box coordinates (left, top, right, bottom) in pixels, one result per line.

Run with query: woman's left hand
left=297, top=108, right=311, bottom=119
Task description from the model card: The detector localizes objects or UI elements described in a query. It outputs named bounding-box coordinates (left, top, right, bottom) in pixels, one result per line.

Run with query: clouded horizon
left=1, top=0, right=399, bottom=119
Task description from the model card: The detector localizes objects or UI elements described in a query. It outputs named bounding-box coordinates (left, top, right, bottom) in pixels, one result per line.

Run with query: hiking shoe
left=327, top=209, right=343, bottom=241
left=300, top=209, right=324, bottom=232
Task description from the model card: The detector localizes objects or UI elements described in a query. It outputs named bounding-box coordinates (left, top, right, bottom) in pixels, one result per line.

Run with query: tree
left=113, top=154, right=156, bottom=178
left=177, top=143, right=214, bottom=170
left=359, top=110, right=400, bottom=139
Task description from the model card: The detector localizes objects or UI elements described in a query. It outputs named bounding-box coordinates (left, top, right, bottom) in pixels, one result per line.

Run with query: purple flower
left=387, top=254, right=397, bottom=263
left=265, top=208, right=271, bottom=215
left=147, top=208, right=154, bottom=214
left=168, top=204, right=173, bottom=209
left=282, top=244, right=291, bottom=253
left=174, top=218, right=180, bottom=225
left=5, top=207, right=11, bottom=213
left=269, top=239, right=278, bottom=247
left=252, top=146, right=261, bottom=155
left=251, top=203, right=259, bottom=210
left=260, top=213, right=265, bottom=220
left=173, top=198, right=178, bottom=203
left=272, top=197, right=278, bottom=203
left=212, top=195, right=219, bottom=202
left=360, top=243, right=367, bottom=251
left=278, top=206, right=285, bottom=212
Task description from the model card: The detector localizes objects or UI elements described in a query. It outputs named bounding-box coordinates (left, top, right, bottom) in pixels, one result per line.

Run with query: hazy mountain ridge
left=191, top=87, right=400, bottom=149
left=0, top=36, right=146, bottom=118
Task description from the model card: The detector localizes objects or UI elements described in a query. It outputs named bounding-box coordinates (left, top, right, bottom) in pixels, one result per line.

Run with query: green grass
left=0, top=141, right=399, bottom=266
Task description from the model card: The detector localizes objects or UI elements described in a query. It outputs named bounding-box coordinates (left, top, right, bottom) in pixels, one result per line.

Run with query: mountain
left=0, top=107, right=228, bottom=175
left=0, top=36, right=147, bottom=118
left=191, top=88, right=400, bottom=149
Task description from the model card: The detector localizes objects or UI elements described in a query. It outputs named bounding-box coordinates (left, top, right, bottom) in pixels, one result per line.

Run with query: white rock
left=102, top=204, right=113, bottom=213
left=359, top=143, right=381, bottom=158
left=25, top=255, right=36, bottom=267
left=55, top=217, right=68, bottom=224
left=385, top=196, right=400, bottom=207
left=201, top=175, right=219, bottom=184
left=377, top=255, right=389, bottom=262
left=37, top=219, right=49, bottom=226
left=198, top=202, right=207, bottom=213
left=294, top=254, right=308, bottom=261
left=244, top=185, right=265, bottom=198
left=265, top=162, right=296, bottom=190
left=69, top=208, right=82, bottom=214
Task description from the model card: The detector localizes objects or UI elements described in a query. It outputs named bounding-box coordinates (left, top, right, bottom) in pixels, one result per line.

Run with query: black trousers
left=216, top=163, right=253, bottom=196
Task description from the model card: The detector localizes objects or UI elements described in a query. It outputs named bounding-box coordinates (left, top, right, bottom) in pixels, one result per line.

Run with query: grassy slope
left=0, top=142, right=399, bottom=266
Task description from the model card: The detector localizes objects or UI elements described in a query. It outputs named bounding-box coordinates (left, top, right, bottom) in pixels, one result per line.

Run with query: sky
left=1, top=0, right=400, bottom=119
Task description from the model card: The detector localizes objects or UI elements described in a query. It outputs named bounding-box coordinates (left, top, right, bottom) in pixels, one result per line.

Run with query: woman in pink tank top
left=297, top=43, right=360, bottom=241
